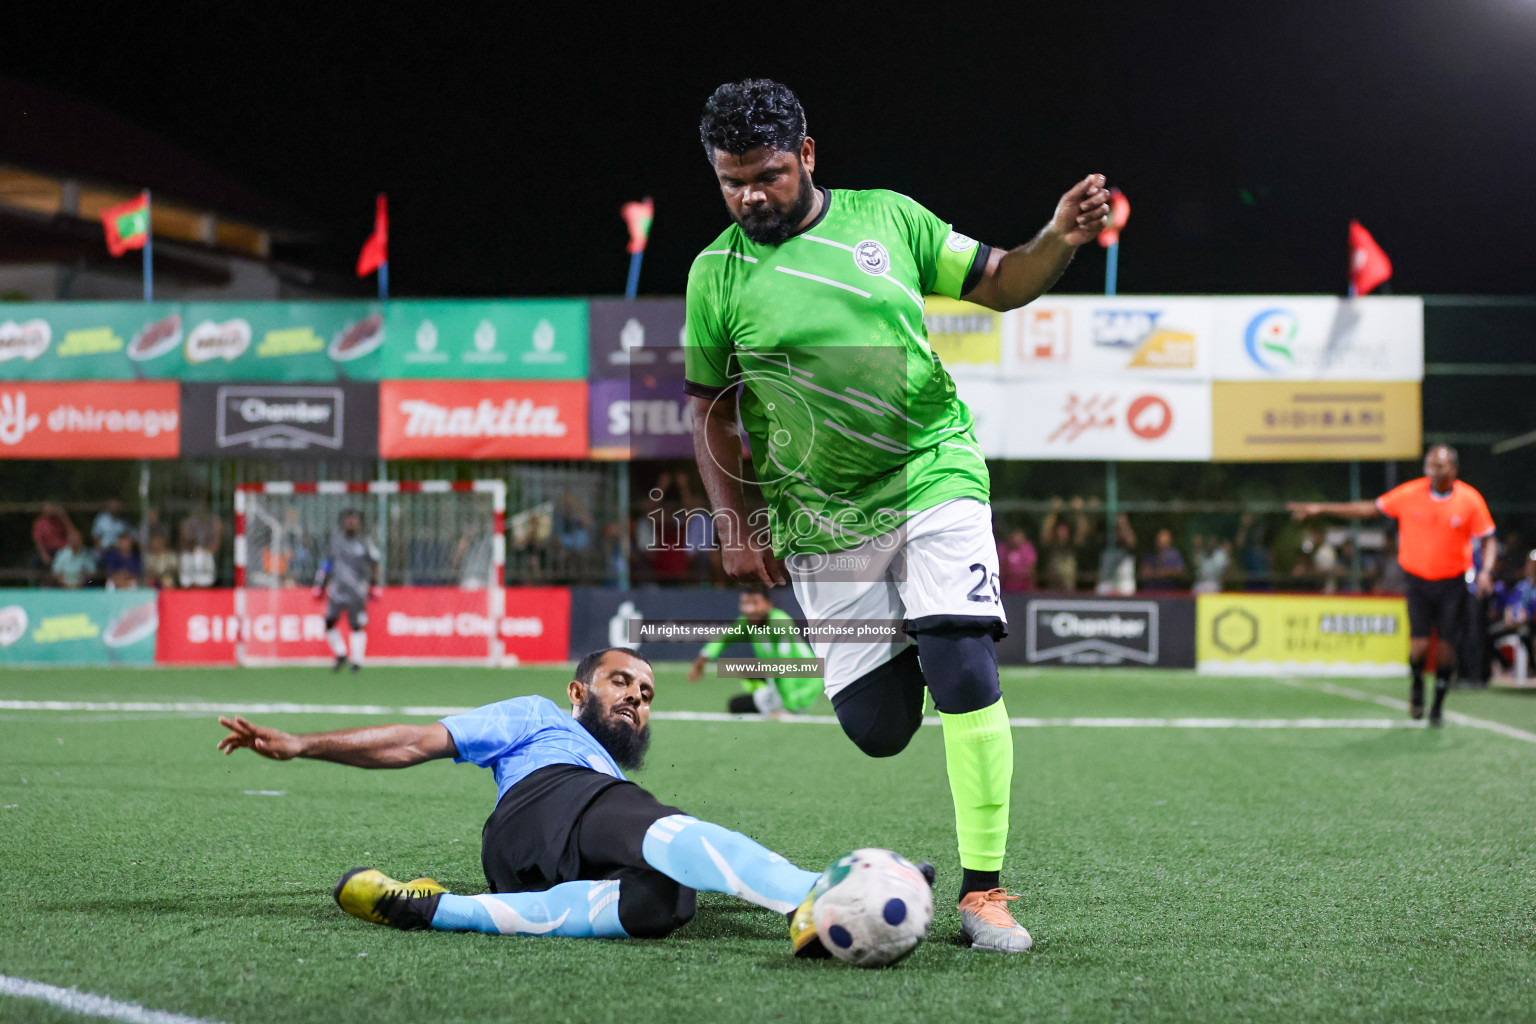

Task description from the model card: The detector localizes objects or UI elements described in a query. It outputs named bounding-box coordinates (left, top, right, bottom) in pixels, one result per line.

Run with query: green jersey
left=685, top=187, right=993, bottom=556
left=699, top=607, right=820, bottom=713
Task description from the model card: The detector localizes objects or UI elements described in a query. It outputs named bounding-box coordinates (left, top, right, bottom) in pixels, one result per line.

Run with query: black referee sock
left=960, top=869, right=1000, bottom=898
left=1409, top=657, right=1426, bottom=708
left=1432, top=671, right=1452, bottom=713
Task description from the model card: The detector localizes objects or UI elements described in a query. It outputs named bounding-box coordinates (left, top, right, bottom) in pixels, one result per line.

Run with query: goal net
left=234, top=480, right=506, bottom=665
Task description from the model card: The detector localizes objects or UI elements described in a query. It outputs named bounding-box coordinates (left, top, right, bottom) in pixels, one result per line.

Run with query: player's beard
left=735, top=167, right=816, bottom=246
left=577, top=695, right=651, bottom=770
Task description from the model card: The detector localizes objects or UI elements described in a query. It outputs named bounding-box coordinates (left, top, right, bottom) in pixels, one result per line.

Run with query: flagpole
left=142, top=189, right=153, bottom=302
left=1104, top=240, right=1119, bottom=297
left=379, top=260, right=389, bottom=302
left=625, top=251, right=643, bottom=300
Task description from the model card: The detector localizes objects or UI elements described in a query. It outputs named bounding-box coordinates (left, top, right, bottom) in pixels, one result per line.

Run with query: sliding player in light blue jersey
left=215, top=648, right=905, bottom=953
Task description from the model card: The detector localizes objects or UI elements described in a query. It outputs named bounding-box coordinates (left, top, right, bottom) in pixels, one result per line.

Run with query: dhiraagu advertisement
left=1196, top=593, right=1409, bottom=677
left=0, top=590, right=158, bottom=665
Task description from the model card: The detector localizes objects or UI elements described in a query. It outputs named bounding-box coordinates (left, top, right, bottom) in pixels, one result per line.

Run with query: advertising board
left=384, top=300, right=586, bottom=380
left=587, top=299, right=686, bottom=380
left=1195, top=593, right=1409, bottom=676
left=1210, top=381, right=1421, bottom=461
left=180, top=382, right=379, bottom=458
left=996, top=378, right=1212, bottom=460
left=155, top=587, right=570, bottom=664
left=1208, top=297, right=1423, bottom=382
left=378, top=380, right=588, bottom=460
left=996, top=594, right=1196, bottom=668
left=0, top=589, right=158, bottom=665
left=0, top=381, right=179, bottom=458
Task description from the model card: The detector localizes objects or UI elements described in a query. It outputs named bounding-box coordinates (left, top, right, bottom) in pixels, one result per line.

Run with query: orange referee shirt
left=1376, top=478, right=1495, bottom=581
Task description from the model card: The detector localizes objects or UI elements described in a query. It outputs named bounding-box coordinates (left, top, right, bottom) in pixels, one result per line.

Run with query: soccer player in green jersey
left=687, top=585, right=822, bottom=716
left=684, top=79, right=1110, bottom=953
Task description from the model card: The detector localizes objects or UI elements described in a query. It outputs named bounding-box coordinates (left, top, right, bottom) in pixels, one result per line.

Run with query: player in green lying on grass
left=215, top=647, right=927, bottom=952
left=686, top=585, right=822, bottom=716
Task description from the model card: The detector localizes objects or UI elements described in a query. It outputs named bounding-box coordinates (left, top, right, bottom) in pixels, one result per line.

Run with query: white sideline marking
left=0, top=973, right=224, bottom=1024
left=1276, top=678, right=1536, bottom=746
left=0, top=699, right=1411, bottom=730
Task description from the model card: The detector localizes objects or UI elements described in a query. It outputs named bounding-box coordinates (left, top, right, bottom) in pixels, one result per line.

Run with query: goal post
left=233, top=480, right=507, bottom=666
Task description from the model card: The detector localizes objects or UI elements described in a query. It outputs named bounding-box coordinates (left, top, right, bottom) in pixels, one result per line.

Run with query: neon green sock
left=939, top=699, right=1013, bottom=872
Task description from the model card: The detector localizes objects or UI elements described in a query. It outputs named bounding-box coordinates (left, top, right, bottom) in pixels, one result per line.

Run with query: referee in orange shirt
left=1289, top=445, right=1496, bottom=726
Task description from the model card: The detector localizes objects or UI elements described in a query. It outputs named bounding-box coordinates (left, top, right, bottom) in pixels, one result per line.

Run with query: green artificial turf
left=2, top=666, right=1535, bottom=1023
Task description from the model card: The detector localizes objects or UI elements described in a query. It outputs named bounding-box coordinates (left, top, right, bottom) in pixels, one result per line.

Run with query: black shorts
left=1405, top=572, right=1467, bottom=642
left=480, top=763, right=683, bottom=893
left=324, top=599, right=367, bottom=631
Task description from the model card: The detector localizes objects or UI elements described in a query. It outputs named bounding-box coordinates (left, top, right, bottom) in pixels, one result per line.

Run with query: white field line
left=0, top=699, right=1409, bottom=730
left=1275, top=677, right=1536, bottom=746
left=0, top=973, right=225, bottom=1024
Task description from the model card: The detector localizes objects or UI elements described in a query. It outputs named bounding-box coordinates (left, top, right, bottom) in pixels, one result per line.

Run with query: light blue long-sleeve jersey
left=440, top=696, right=625, bottom=803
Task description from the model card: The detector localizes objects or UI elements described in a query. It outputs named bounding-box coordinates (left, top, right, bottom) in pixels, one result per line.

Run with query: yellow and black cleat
left=333, top=868, right=446, bottom=930
left=788, top=889, right=831, bottom=959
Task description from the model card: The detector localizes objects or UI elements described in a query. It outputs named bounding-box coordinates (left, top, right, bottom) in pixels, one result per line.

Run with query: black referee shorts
left=480, top=764, right=696, bottom=938
left=1405, top=572, right=1468, bottom=643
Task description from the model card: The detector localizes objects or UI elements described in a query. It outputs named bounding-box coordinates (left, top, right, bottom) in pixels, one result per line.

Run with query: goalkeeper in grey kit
left=314, top=509, right=380, bottom=672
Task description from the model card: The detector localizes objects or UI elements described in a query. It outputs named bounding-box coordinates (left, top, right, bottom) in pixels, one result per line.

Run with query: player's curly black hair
left=699, top=79, right=807, bottom=158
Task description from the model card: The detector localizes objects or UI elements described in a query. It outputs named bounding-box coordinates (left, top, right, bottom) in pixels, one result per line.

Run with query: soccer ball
left=811, top=849, right=933, bottom=968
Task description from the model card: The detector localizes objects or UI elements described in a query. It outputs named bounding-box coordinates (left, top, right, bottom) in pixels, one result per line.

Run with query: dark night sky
left=8, top=2, right=1536, bottom=299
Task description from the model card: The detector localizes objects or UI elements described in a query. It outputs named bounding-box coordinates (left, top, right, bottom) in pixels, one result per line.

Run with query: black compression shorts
left=479, top=764, right=684, bottom=894
left=1405, top=572, right=1467, bottom=642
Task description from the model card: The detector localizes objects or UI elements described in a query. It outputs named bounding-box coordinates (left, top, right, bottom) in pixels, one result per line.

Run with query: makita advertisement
left=181, top=382, right=379, bottom=458
left=156, top=587, right=570, bottom=664
left=996, top=594, right=1196, bottom=668
left=377, top=380, right=588, bottom=459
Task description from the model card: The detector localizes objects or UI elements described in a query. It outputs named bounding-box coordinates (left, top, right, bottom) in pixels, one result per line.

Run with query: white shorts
left=787, top=498, right=1005, bottom=700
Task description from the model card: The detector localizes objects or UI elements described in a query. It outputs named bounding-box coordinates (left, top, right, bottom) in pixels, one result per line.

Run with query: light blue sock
left=429, top=880, right=626, bottom=938
left=641, top=814, right=820, bottom=914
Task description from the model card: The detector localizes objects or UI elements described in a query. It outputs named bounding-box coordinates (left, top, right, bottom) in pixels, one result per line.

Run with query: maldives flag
left=101, top=192, right=149, bottom=257
left=356, top=194, right=388, bottom=277
left=622, top=197, right=654, bottom=254
left=1349, top=219, right=1392, bottom=296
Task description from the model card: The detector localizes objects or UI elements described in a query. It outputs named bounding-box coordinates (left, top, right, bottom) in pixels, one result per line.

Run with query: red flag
left=1348, top=219, right=1392, bottom=296
left=356, top=194, right=389, bottom=277
left=101, top=192, right=150, bottom=257
left=1097, top=188, right=1130, bottom=248
left=622, top=197, right=654, bottom=254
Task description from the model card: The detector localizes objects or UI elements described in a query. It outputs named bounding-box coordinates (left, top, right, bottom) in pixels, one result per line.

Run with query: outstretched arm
left=215, top=716, right=456, bottom=769
left=1287, top=500, right=1381, bottom=520
left=690, top=392, right=784, bottom=585
left=962, top=174, right=1111, bottom=312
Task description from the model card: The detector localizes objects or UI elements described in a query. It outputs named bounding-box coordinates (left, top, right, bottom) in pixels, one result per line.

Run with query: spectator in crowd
left=1373, top=528, right=1408, bottom=594
left=100, top=532, right=143, bottom=589
left=1140, top=528, right=1186, bottom=591
left=51, top=531, right=96, bottom=589
left=143, top=533, right=179, bottom=589
left=1490, top=551, right=1536, bottom=676
left=997, top=528, right=1037, bottom=593
left=1039, top=497, right=1090, bottom=591
left=556, top=491, right=593, bottom=554
left=1192, top=534, right=1231, bottom=594
left=1236, top=514, right=1273, bottom=591
left=683, top=505, right=715, bottom=583
left=32, top=501, right=74, bottom=572
left=1297, top=528, right=1341, bottom=593
left=408, top=525, right=448, bottom=586
left=91, top=499, right=131, bottom=553
left=176, top=504, right=223, bottom=588
left=140, top=507, right=173, bottom=548
left=1095, top=514, right=1136, bottom=595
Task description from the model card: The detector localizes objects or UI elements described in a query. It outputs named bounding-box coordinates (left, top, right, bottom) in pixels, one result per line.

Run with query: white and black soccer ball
left=811, top=849, right=933, bottom=968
